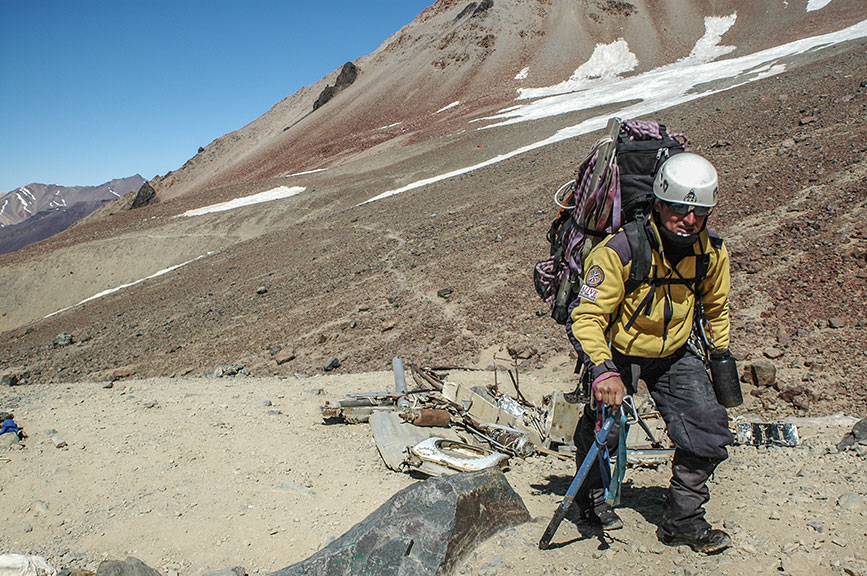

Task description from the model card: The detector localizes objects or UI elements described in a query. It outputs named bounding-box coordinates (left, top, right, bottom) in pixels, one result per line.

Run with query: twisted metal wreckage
left=321, top=357, right=798, bottom=478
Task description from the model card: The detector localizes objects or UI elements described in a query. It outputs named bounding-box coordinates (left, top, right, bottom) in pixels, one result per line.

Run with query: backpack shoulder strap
left=623, top=217, right=652, bottom=294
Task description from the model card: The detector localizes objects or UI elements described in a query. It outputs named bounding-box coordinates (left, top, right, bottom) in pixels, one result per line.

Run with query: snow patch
left=434, top=101, right=461, bottom=114
left=176, top=186, right=305, bottom=218
left=682, top=14, right=738, bottom=63
left=378, top=122, right=403, bottom=130
left=807, top=0, right=833, bottom=11
left=284, top=168, right=327, bottom=177
left=517, top=39, right=638, bottom=100
left=361, top=18, right=867, bottom=205
left=45, top=253, right=215, bottom=319
left=514, top=67, right=529, bottom=80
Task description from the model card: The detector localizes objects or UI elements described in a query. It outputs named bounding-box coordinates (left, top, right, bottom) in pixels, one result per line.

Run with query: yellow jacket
left=568, top=217, right=730, bottom=381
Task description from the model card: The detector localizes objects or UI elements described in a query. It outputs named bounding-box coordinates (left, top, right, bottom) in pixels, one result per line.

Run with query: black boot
left=657, top=526, right=731, bottom=554
left=659, top=450, right=729, bottom=553
left=577, top=487, right=623, bottom=530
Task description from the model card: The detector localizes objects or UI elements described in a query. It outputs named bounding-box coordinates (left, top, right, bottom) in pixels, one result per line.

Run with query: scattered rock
left=53, top=332, right=74, bottom=347
left=779, top=386, right=805, bottom=403
left=112, top=369, right=133, bottom=381
left=836, top=492, right=861, bottom=510
left=828, top=317, right=845, bottom=329
left=214, top=364, right=250, bottom=378
left=750, top=361, right=777, bottom=387
left=799, top=115, right=817, bottom=125
left=763, top=347, right=784, bottom=359
left=381, top=320, right=396, bottom=332
left=837, top=418, right=867, bottom=450
left=274, top=349, right=297, bottom=365
left=269, top=345, right=282, bottom=356
left=257, top=286, right=268, bottom=295
left=51, top=434, right=67, bottom=448
left=437, top=288, right=453, bottom=299
left=323, top=357, right=340, bottom=372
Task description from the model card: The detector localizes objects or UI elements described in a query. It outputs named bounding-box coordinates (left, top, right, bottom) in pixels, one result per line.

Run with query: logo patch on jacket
left=578, top=284, right=599, bottom=303
left=585, top=265, right=605, bottom=287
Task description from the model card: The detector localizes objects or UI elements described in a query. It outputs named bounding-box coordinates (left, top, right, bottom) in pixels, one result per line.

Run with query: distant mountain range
left=0, top=175, right=144, bottom=254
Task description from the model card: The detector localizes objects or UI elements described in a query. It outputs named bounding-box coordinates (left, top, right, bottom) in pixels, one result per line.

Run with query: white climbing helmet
left=653, top=153, right=719, bottom=208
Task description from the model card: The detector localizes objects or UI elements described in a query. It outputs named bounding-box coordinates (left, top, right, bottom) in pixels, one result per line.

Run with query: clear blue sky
left=0, top=1, right=434, bottom=193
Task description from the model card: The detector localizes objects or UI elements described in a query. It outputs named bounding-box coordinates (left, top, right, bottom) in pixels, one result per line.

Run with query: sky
left=0, top=0, right=433, bottom=193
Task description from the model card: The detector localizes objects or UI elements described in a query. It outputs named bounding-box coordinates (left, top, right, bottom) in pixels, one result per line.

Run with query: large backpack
left=533, top=118, right=689, bottom=324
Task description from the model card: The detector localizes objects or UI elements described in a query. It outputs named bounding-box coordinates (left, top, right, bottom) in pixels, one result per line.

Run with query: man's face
left=656, top=200, right=708, bottom=236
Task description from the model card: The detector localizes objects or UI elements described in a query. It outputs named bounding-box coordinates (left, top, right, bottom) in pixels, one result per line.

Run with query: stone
left=96, top=557, right=162, bottom=576
left=837, top=493, right=861, bottom=510
left=779, top=386, right=805, bottom=403
left=323, top=357, right=340, bottom=372
left=750, top=361, right=776, bottom=387
left=836, top=418, right=867, bottom=450
left=257, top=286, right=268, bottom=295
left=53, top=332, right=74, bottom=347
left=763, top=347, right=784, bottom=359
left=381, top=320, right=396, bottom=332
left=828, top=317, right=845, bottom=329
left=0, top=433, right=20, bottom=450
left=266, top=469, right=530, bottom=576
left=437, top=288, right=453, bottom=299
left=274, top=349, right=296, bottom=365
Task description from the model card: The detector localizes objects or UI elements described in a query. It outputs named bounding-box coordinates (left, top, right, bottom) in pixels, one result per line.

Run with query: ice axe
left=538, top=405, right=617, bottom=550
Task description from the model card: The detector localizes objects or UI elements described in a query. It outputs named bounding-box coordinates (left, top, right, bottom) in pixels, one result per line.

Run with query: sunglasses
left=664, top=201, right=712, bottom=217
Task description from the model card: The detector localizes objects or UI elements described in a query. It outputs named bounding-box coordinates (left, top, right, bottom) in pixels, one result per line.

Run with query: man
left=567, top=152, right=735, bottom=554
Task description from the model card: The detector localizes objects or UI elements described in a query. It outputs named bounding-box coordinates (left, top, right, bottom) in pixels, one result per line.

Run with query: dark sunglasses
left=664, top=201, right=712, bottom=217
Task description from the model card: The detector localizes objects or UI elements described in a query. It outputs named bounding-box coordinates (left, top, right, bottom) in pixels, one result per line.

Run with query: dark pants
left=574, top=346, right=733, bottom=533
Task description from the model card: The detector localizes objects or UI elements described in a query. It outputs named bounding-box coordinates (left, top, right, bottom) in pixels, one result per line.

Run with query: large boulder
left=313, top=62, right=359, bottom=111
left=267, top=468, right=530, bottom=576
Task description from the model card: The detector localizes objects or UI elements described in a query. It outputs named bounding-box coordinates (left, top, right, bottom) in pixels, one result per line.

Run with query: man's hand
left=594, top=374, right=627, bottom=408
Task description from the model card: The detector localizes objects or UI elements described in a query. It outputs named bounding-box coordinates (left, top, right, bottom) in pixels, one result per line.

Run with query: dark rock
left=455, top=2, right=477, bottom=20
left=323, top=357, right=340, bottom=372
left=750, top=361, right=776, bottom=387
left=257, top=286, right=268, bottom=295
left=269, top=345, right=282, bottom=356
left=437, top=288, right=453, bottom=299
left=313, top=62, right=359, bottom=110
left=828, top=317, right=845, bottom=329
left=473, top=0, right=493, bottom=17
left=96, top=557, right=162, bottom=576
left=837, top=418, right=867, bottom=450
left=130, top=182, right=157, bottom=210
left=1, top=374, right=18, bottom=387
left=266, top=468, right=530, bottom=576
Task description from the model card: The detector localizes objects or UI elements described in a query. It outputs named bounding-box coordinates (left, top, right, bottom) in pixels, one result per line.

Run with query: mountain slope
left=150, top=0, right=866, bottom=202
left=0, top=0, right=864, bottom=418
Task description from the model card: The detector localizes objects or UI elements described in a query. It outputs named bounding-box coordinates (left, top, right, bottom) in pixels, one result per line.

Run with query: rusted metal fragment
left=265, top=468, right=530, bottom=576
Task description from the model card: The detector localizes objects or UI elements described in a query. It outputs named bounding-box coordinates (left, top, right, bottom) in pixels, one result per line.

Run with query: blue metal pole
left=539, top=413, right=615, bottom=550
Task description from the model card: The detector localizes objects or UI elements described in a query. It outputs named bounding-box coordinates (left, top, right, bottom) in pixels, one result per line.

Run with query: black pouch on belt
left=709, top=349, right=743, bottom=408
